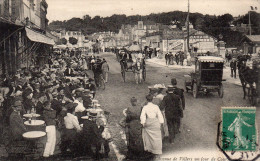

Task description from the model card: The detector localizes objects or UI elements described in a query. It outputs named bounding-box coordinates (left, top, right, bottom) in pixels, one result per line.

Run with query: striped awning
left=26, top=28, right=55, bottom=45
left=197, top=56, right=225, bottom=63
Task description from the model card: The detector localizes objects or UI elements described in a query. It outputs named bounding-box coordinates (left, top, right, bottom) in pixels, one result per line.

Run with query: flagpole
left=187, top=0, right=190, bottom=52
left=249, top=10, right=251, bottom=35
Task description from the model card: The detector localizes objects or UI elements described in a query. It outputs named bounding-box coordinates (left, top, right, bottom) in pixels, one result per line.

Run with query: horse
left=237, top=55, right=258, bottom=100
left=133, top=58, right=144, bottom=84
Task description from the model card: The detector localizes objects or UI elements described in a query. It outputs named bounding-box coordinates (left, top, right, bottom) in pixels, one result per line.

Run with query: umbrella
left=128, top=44, right=141, bottom=52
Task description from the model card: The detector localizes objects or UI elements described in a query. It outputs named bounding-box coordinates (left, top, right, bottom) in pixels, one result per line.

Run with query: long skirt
left=128, top=120, right=144, bottom=155
left=142, top=118, right=162, bottom=155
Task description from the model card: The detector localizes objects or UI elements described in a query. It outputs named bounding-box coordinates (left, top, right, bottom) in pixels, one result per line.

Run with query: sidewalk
left=147, top=57, right=241, bottom=86
left=146, top=57, right=193, bottom=69
left=223, top=67, right=241, bottom=86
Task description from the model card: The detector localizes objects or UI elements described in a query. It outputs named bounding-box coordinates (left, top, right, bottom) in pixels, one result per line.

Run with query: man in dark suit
left=230, top=59, right=237, bottom=78
left=51, top=92, right=63, bottom=116
left=85, top=78, right=96, bottom=98
left=160, top=85, right=183, bottom=143
left=79, top=113, right=102, bottom=159
left=64, top=65, right=75, bottom=77
left=171, top=78, right=185, bottom=110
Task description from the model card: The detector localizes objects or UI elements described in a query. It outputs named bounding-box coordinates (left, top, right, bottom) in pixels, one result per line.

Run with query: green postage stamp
left=221, top=107, right=257, bottom=152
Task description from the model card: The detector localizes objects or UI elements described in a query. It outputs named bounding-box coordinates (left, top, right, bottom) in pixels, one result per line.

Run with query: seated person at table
left=42, top=101, right=57, bottom=158
left=35, top=93, right=46, bottom=116
left=22, top=88, right=34, bottom=113
left=9, top=101, right=28, bottom=141
left=82, top=90, right=92, bottom=109
left=60, top=103, right=81, bottom=154
left=73, top=94, right=86, bottom=113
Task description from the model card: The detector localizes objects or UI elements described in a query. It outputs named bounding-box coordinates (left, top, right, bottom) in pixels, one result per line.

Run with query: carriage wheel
left=218, top=84, right=224, bottom=98
left=142, top=68, right=146, bottom=82
left=193, top=83, right=198, bottom=98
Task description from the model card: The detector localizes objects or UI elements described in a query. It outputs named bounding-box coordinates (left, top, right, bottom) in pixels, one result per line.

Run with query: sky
left=46, top=0, right=260, bottom=22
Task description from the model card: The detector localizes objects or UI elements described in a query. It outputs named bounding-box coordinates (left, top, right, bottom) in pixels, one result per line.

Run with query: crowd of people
left=121, top=78, right=185, bottom=160
left=0, top=52, right=111, bottom=159
left=165, top=52, right=191, bottom=66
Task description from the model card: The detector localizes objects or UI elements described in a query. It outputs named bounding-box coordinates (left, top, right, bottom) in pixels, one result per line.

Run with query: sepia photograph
left=0, top=0, right=259, bottom=160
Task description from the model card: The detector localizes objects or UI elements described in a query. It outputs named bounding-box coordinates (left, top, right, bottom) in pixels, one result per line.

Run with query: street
left=94, top=52, right=260, bottom=160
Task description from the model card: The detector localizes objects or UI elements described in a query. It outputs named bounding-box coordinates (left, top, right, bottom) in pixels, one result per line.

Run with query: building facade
left=242, top=35, right=260, bottom=54
left=59, top=30, right=85, bottom=48
left=0, top=0, right=54, bottom=78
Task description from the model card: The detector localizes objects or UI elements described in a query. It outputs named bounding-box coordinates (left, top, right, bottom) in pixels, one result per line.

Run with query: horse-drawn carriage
left=120, top=53, right=146, bottom=84
left=184, top=56, right=225, bottom=98
left=237, top=55, right=260, bottom=105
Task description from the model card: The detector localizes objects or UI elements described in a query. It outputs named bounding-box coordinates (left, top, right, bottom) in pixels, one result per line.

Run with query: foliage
left=69, top=37, right=78, bottom=45
left=61, top=38, right=67, bottom=45
left=48, top=11, right=260, bottom=47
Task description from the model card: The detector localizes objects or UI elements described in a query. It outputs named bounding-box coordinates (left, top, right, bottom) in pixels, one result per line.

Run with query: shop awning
left=26, top=28, right=55, bottom=45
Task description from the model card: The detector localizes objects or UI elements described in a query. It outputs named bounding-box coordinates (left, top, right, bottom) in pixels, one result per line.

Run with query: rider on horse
left=120, top=52, right=133, bottom=70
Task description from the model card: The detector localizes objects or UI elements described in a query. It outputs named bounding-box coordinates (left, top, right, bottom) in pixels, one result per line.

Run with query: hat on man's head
left=83, top=89, right=90, bottom=94
left=167, top=85, right=174, bottom=93
left=171, top=78, right=177, bottom=86
left=15, top=90, right=23, bottom=97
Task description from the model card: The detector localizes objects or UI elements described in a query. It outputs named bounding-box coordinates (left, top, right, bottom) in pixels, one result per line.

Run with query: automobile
left=184, top=56, right=225, bottom=98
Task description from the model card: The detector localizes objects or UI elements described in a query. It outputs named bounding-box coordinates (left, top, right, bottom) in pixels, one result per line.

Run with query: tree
left=61, top=38, right=67, bottom=45
left=69, top=37, right=78, bottom=45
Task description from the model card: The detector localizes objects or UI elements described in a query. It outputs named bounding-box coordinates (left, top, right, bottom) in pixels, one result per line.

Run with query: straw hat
left=167, top=85, right=174, bottom=93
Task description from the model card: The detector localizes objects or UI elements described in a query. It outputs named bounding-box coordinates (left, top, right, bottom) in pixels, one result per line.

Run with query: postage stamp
left=219, top=107, right=259, bottom=160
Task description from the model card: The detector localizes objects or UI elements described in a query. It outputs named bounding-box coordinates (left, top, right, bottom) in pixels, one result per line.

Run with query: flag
left=251, top=6, right=254, bottom=10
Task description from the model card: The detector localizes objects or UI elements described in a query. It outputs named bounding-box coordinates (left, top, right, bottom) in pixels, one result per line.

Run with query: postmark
left=217, top=107, right=259, bottom=161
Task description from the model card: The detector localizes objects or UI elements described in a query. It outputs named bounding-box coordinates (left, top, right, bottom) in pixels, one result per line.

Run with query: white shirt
left=140, top=102, right=164, bottom=125
left=64, top=113, right=81, bottom=131
left=74, top=100, right=86, bottom=113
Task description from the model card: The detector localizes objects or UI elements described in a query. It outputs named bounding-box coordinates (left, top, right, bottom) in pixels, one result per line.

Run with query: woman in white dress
left=140, top=94, right=164, bottom=155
